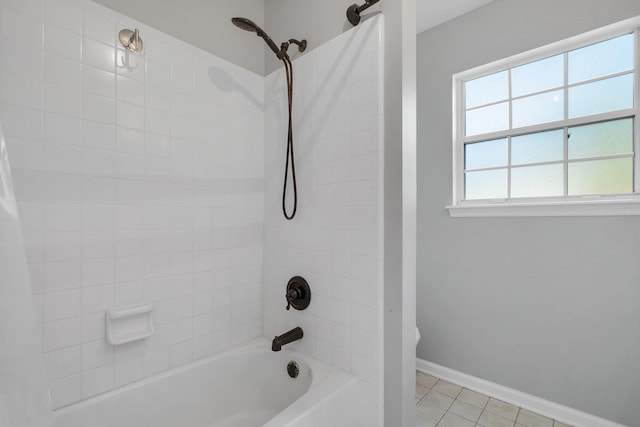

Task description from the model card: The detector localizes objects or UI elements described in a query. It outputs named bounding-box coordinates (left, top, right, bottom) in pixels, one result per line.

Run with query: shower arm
left=278, top=39, right=308, bottom=60
left=287, top=39, right=307, bottom=52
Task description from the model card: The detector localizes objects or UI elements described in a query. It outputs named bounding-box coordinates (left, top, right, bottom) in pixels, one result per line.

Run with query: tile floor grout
left=415, top=371, right=573, bottom=427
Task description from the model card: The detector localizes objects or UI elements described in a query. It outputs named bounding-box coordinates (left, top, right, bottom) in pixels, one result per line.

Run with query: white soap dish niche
left=106, top=302, right=154, bottom=346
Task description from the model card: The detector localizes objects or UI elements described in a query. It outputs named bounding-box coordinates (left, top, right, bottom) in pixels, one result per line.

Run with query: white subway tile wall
left=0, top=0, right=264, bottom=408
left=0, top=119, right=54, bottom=426
left=263, top=17, right=384, bottom=427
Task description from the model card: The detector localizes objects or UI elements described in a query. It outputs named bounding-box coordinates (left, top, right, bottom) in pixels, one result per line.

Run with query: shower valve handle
left=285, top=276, right=311, bottom=311
left=286, top=289, right=301, bottom=310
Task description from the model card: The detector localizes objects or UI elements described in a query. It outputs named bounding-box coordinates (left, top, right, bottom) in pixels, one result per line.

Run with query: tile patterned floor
left=415, top=371, right=574, bottom=427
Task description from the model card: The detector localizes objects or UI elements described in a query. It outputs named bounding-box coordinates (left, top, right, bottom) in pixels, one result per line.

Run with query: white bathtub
left=53, top=338, right=359, bottom=427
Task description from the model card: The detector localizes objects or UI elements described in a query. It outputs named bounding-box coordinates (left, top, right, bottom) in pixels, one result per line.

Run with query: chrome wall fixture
left=119, top=28, right=143, bottom=52
left=346, top=0, right=381, bottom=26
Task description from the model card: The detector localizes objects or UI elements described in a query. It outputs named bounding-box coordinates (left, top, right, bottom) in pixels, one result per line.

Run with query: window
left=449, top=18, right=640, bottom=217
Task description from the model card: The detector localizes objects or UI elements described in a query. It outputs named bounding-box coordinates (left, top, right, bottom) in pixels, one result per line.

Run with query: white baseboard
left=416, top=358, right=626, bottom=427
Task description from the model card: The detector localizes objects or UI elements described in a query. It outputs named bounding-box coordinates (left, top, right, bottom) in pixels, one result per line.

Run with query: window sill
left=447, top=198, right=640, bottom=217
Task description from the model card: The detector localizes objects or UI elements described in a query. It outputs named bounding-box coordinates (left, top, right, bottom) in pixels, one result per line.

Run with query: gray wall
left=93, top=0, right=266, bottom=75
left=264, top=0, right=369, bottom=74
left=417, top=1, right=640, bottom=425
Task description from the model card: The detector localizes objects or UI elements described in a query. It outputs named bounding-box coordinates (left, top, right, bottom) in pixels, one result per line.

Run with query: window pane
left=568, top=158, right=633, bottom=195
left=512, top=54, right=564, bottom=97
left=465, top=138, right=508, bottom=170
left=568, top=34, right=634, bottom=84
left=465, top=169, right=508, bottom=200
left=465, top=102, right=509, bottom=136
left=511, top=164, right=564, bottom=198
left=512, top=130, right=564, bottom=165
left=568, top=119, right=633, bottom=159
left=465, top=71, right=509, bottom=109
left=568, top=74, right=633, bottom=118
left=512, top=90, right=564, bottom=128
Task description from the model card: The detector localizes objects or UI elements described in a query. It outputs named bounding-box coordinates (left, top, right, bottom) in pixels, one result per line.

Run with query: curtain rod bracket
left=346, top=0, right=381, bottom=27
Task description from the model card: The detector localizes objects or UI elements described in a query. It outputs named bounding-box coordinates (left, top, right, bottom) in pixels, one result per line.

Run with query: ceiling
left=417, top=0, right=496, bottom=34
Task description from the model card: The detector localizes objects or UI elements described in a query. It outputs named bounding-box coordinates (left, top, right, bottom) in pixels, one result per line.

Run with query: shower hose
left=282, top=56, right=297, bottom=220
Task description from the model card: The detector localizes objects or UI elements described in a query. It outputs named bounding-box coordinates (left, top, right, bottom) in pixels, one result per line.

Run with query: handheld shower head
left=231, top=17, right=259, bottom=33
left=231, top=17, right=281, bottom=57
left=231, top=16, right=307, bottom=220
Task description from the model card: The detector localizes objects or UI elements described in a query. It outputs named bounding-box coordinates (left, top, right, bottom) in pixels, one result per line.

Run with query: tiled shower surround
left=0, top=0, right=384, bottom=423
left=0, top=131, right=52, bottom=427
left=0, top=0, right=264, bottom=408
left=263, top=17, right=384, bottom=426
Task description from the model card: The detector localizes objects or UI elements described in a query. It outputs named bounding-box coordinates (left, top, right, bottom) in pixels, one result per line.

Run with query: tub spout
left=272, top=327, right=303, bottom=351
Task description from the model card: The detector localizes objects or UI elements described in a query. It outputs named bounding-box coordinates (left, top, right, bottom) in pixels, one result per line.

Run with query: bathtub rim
left=52, top=337, right=355, bottom=419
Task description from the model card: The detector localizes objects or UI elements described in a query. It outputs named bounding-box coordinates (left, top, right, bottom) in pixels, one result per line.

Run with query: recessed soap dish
left=106, top=302, right=154, bottom=346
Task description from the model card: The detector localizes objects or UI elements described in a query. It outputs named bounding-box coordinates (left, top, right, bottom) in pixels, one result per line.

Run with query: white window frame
left=448, top=16, right=640, bottom=217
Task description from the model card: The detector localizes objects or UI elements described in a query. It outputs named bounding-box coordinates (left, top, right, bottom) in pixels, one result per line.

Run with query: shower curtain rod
left=346, top=0, right=381, bottom=26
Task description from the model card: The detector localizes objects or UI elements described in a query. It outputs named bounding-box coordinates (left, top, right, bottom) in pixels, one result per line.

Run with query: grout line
left=416, top=373, right=568, bottom=427
left=514, top=406, right=521, bottom=425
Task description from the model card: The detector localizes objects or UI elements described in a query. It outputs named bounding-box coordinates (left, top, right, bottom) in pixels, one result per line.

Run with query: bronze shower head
left=231, top=17, right=281, bottom=57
